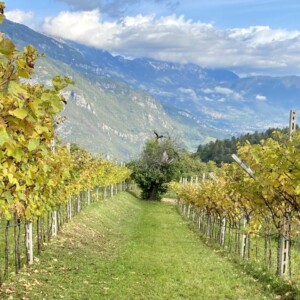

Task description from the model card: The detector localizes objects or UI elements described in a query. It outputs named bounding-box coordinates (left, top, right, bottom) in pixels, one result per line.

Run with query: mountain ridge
left=1, top=19, right=300, bottom=159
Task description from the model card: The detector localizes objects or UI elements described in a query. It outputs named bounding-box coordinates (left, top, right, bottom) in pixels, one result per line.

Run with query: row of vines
left=0, top=182, right=129, bottom=285
left=0, top=3, right=131, bottom=283
left=170, top=130, right=300, bottom=281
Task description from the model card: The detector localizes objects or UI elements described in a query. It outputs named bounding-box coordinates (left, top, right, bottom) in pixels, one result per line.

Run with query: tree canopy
left=129, top=135, right=216, bottom=200
left=195, top=127, right=291, bottom=165
left=129, top=137, right=181, bottom=200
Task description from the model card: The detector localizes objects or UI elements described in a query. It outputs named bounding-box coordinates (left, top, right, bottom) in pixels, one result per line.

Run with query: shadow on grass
left=184, top=216, right=300, bottom=300
left=127, top=189, right=141, bottom=199
left=127, top=189, right=164, bottom=203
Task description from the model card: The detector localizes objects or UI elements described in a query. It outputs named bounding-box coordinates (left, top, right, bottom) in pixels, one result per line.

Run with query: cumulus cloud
left=201, top=87, right=243, bottom=100
left=43, top=10, right=120, bottom=48
left=6, top=9, right=34, bottom=24
left=42, top=11, right=300, bottom=75
left=256, top=94, right=267, bottom=101
left=202, top=88, right=214, bottom=94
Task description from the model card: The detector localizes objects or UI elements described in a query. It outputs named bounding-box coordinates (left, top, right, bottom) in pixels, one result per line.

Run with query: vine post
left=51, top=139, right=58, bottom=236
left=220, top=216, right=226, bottom=247
left=277, top=109, right=296, bottom=276
left=87, top=189, right=91, bottom=206
left=25, top=221, right=34, bottom=264
left=240, top=216, right=247, bottom=258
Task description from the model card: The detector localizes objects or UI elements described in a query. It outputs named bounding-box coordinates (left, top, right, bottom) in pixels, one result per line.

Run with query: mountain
left=68, top=42, right=300, bottom=134
left=2, top=19, right=300, bottom=159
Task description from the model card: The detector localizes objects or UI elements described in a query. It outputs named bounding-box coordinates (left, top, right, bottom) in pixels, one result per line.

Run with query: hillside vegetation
left=195, top=127, right=290, bottom=165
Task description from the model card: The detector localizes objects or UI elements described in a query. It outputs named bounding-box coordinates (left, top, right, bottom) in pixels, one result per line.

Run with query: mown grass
left=185, top=218, right=300, bottom=299
left=0, top=192, right=285, bottom=299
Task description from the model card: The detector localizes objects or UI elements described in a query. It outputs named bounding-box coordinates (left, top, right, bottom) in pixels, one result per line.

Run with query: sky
left=5, top=0, right=300, bottom=76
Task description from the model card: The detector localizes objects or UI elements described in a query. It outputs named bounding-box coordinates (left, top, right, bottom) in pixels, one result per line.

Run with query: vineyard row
left=170, top=130, right=300, bottom=280
left=0, top=181, right=133, bottom=285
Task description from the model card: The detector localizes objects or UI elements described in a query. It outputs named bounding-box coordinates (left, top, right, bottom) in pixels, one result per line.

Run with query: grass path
left=1, top=192, right=279, bottom=299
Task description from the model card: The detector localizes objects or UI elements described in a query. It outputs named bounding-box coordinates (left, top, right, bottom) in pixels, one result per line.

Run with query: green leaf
left=17, top=68, right=30, bottom=78
left=34, top=125, right=48, bottom=134
left=0, top=126, right=9, bottom=146
left=9, top=108, right=28, bottom=120
left=14, top=147, right=23, bottom=162
left=28, top=138, right=40, bottom=151
left=295, top=185, right=300, bottom=195
left=0, top=38, right=15, bottom=56
left=3, top=191, right=13, bottom=204
left=0, top=14, right=5, bottom=24
left=52, top=76, right=68, bottom=91
left=51, top=96, right=63, bottom=112
left=8, top=81, right=28, bottom=101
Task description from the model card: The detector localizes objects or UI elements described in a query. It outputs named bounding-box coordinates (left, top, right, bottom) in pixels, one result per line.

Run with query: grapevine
left=0, top=4, right=131, bottom=222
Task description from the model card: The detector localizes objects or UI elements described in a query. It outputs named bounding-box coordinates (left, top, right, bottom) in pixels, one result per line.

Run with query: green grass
left=0, top=192, right=287, bottom=299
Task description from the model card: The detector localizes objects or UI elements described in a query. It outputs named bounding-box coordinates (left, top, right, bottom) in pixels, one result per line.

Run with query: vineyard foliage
left=0, top=4, right=130, bottom=221
left=170, top=131, right=300, bottom=236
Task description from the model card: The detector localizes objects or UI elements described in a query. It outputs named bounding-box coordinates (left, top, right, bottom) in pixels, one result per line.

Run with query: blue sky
left=5, top=0, right=300, bottom=75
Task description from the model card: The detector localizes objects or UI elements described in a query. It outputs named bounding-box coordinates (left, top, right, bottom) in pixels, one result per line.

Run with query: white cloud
left=204, top=96, right=214, bottom=102
left=6, top=9, right=34, bottom=24
left=43, top=10, right=121, bottom=49
left=215, top=87, right=243, bottom=100
left=41, top=11, right=300, bottom=75
left=229, top=26, right=299, bottom=46
left=178, top=88, right=197, bottom=99
left=202, top=88, right=214, bottom=94
left=256, top=94, right=267, bottom=101
left=201, top=86, right=243, bottom=100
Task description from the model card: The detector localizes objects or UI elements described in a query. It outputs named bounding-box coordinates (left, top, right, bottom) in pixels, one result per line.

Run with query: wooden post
left=183, top=204, right=187, bottom=216
left=67, top=197, right=72, bottom=221
left=198, top=211, right=203, bottom=229
left=25, top=221, right=33, bottom=264
left=104, top=186, right=107, bottom=200
left=77, top=194, right=81, bottom=213
left=241, top=217, right=247, bottom=258
left=52, top=210, right=57, bottom=236
left=110, top=185, right=113, bottom=197
left=232, top=154, right=255, bottom=179
left=187, top=204, right=191, bottom=219
left=220, top=217, right=226, bottom=247
left=276, top=110, right=296, bottom=275
left=277, top=220, right=290, bottom=277
left=207, top=212, right=211, bottom=237
left=87, top=190, right=91, bottom=205
left=289, top=109, right=297, bottom=140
